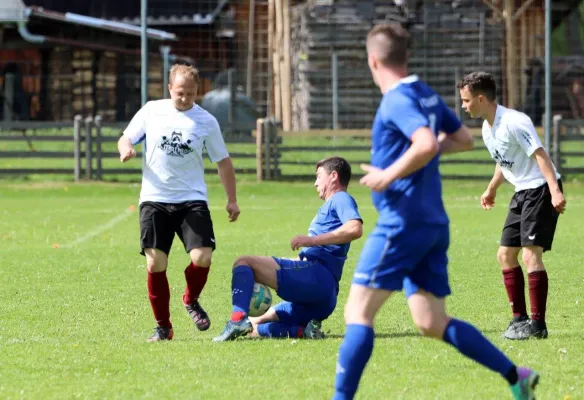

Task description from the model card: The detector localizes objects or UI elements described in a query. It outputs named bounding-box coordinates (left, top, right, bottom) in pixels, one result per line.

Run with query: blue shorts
left=272, top=257, right=338, bottom=325
left=352, top=224, right=451, bottom=298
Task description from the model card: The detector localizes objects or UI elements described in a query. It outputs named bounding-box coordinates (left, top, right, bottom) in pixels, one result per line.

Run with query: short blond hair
left=169, top=64, right=199, bottom=85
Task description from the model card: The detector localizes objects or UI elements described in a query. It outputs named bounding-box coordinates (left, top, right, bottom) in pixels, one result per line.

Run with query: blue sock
left=333, top=324, right=374, bottom=400
left=231, top=265, right=254, bottom=316
left=443, top=318, right=515, bottom=378
left=257, top=322, right=303, bottom=338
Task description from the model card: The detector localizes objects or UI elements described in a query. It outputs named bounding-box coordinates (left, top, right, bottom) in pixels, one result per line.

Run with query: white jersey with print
left=482, top=105, right=560, bottom=191
left=123, top=99, right=229, bottom=204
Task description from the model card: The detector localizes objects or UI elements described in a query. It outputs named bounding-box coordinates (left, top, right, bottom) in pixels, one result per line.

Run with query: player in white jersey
left=117, top=64, right=240, bottom=342
left=457, top=71, right=566, bottom=340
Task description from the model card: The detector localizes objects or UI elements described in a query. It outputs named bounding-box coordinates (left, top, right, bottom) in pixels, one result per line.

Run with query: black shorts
left=500, top=180, right=562, bottom=252
left=139, top=201, right=216, bottom=256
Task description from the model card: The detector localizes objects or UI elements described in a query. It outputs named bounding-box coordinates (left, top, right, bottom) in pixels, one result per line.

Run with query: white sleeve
left=511, top=117, right=543, bottom=157
left=204, top=117, right=229, bottom=163
left=123, top=103, right=149, bottom=145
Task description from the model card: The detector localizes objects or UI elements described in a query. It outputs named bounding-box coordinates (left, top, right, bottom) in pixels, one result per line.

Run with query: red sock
left=147, top=270, right=171, bottom=328
left=183, top=262, right=210, bottom=305
left=528, top=270, right=548, bottom=323
left=502, top=266, right=527, bottom=317
left=231, top=311, right=246, bottom=322
left=296, top=327, right=304, bottom=338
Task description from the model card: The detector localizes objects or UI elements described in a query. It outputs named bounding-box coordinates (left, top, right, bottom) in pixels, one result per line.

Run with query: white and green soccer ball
left=249, top=282, right=272, bottom=317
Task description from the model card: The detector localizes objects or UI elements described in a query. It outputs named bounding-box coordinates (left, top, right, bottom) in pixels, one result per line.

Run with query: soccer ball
left=249, top=282, right=272, bottom=317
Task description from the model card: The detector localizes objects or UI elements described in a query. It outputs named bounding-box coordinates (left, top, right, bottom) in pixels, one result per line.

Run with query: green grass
left=1, top=179, right=583, bottom=399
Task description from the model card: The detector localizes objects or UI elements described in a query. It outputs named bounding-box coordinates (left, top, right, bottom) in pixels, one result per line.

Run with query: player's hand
left=359, top=164, right=392, bottom=192
left=119, top=148, right=136, bottom=163
left=290, top=235, right=314, bottom=251
left=226, top=202, right=240, bottom=222
left=480, top=188, right=496, bottom=210
left=551, top=189, right=566, bottom=214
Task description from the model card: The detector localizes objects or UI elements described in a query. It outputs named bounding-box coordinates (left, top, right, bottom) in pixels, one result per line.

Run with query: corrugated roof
left=27, top=6, right=177, bottom=41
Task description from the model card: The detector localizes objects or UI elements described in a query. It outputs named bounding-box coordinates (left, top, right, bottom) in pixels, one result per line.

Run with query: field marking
left=59, top=207, right=136, bottom=248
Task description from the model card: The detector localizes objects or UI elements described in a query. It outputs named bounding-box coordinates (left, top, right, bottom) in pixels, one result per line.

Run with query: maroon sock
left=183, top=262, right=210, bottom=305
left=147, top=270, right=171, bottom=328
left=528, top=270, right=548, bottom=323
left=502, top=266, right=527, bottom=317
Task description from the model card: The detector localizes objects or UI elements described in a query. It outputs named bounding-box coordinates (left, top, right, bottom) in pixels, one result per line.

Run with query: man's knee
left=145, top=248, right=168, bottom=272
left=412, top=313, right=448, bottom=339
left=522, top=246, right=544, bottom=270
left=233, top=255, right=252, bottom=269
left=343, top=299, right=372, bottom=325
left=497, top=247, right=520, bottom=268
left=189, top=248, right=212, bottom=268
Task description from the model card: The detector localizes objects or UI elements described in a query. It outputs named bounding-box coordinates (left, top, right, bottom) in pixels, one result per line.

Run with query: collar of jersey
left=487, top=104, right=503, bottom=130
left=387, top=74, right=419, bottom=93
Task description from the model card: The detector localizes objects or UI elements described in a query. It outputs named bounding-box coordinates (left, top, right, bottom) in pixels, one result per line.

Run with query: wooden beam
left=273, top=0, right=282, bottom=121
left=521, top=10, right=528, bottom=106
left=267, top=0, right=275, bottom=116
left=535, top=8, right=543, bottom=58
left=513, top=0, right=537, bottom=21
left=251, top=126, right=545, bottom=138
left=481, top=0, right=503, bottom=20
left=281, top=0, right=292, bottom=131
left=504, top=0, right=519, bottom=108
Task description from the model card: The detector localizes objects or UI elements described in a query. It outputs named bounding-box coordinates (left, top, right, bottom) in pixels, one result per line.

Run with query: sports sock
left=257, top=322, right=303, bottom=338
left=147, top=270, right=171, bottom=328
left=443, top=318, right=515, bottom=381
left=528, top=270, right=548, bottom=325
left=231, top=265, right=254, bottom=320
left=333, top=324, right=374, bottom=400
left=183, top=262, right=210, bottom=305
left=502, top=266, right=527, bottom=317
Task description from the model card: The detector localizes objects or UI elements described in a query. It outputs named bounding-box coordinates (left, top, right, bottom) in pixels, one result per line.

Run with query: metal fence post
left=73, top=115, right=82, bottom=182
left=3, top=73, right=15, bottom=121
left=552, top=114, right=562, bottom=175
left=228, top=68, right=236, bottom=134
left=94, top=115, right=103, bottom=181
left=332, top=52, right=339, bottom=130
left=263, top=118, right=272, bottom=180
left=84, top=116, right=93, bottom=180
left=256, top=118, right=265, bottom=182
left=454, top=67, right=461, bottom=118
left=160, top=45, right=171, bottom=99
left=479, top=13, right=485, bottom=66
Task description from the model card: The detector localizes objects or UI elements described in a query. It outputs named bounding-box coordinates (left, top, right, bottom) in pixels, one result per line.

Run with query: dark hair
left=456, top=71, right=497, bottom=101
left=316, top=156, right=352, bottom=187
left=367, top=23, right=410, bottom=67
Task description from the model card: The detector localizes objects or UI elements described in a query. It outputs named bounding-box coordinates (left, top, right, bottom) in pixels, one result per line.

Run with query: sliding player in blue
left=332, top=24, right=539, bottom=400
left=213, top=156, right=363, bottom=342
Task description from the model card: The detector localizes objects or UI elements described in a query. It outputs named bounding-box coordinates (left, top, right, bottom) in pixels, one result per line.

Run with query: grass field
left=1, top=177, right=583, bottom=400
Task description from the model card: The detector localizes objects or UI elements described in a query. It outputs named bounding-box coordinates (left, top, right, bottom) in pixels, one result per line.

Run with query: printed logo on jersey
left=158, top=131, right=194, bottom=157
left=493, top=149, right=514, bottom=169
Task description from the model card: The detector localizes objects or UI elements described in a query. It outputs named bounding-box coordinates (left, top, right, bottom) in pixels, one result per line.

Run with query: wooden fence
left=0, top=117, right=270, bottom=181
left=255, top=120, right=583, bottom=182
left=1, top=116, right=582, bottom=182
left=552, top=116, right=584, bottom=177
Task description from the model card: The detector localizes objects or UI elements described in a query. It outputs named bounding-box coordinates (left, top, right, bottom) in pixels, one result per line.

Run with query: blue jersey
left=370, top=75, right=462, bottom=228
left=299, top=191, right=362, bottom=282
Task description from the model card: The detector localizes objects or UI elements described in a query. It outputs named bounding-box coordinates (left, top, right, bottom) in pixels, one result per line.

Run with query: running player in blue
left=332, top=24, right=539, bottom=400
left=213, top=156, right=363, bottom=342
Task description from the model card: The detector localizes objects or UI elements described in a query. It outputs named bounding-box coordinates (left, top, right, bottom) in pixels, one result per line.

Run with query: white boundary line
left=59, top=207, right=135, bottom=248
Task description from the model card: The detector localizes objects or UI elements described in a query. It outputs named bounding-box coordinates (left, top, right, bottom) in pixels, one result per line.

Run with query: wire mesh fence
left=0, top=0, right=584, bottom=132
